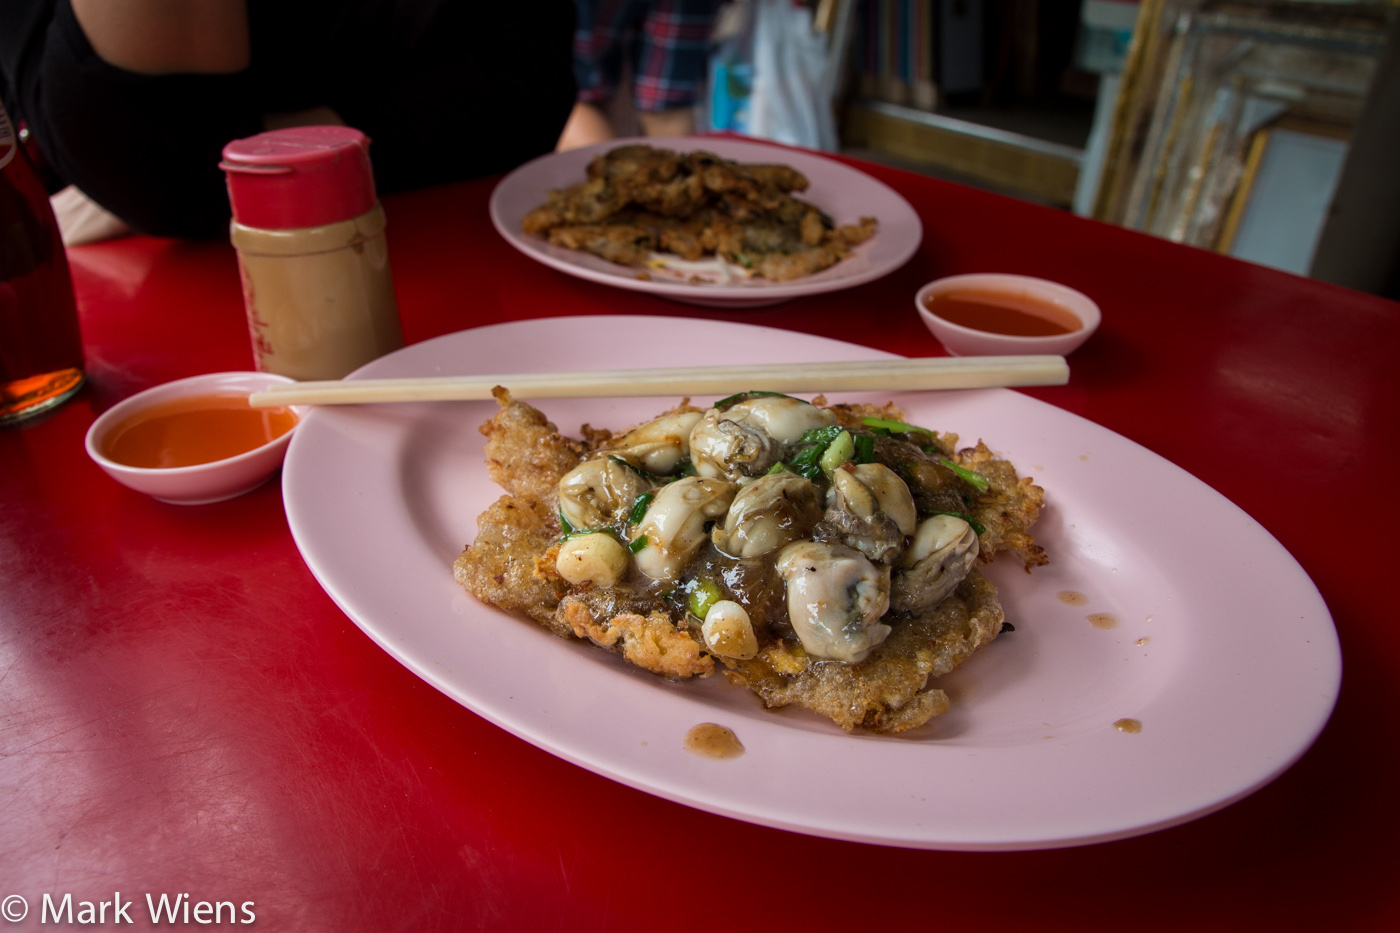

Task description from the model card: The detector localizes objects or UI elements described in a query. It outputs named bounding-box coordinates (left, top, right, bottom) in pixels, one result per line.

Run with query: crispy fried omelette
left=522, top=144, right=878, bottom=282
left=454, top=389, right=1046, bottom=734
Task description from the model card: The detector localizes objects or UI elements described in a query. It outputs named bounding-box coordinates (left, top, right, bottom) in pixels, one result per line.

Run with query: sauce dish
left=85, top=372, right=302, bottom=504
left=916, top=273, right=1100, bottom=356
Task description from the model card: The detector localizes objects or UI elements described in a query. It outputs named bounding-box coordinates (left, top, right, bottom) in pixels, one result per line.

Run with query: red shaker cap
left=220, top=125, right=377, bottom=230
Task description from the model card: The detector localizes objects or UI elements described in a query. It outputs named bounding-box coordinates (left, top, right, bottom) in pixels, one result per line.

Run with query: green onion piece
left=853, top=433, right=875, bottom=464
left=797, top=425, right=844, bottom=445
left=627, top=492, right=655, bottom=526
left=628, top=535, right=649, bottom=554
left=862, top=416, right=935, bottom=435
left=561, top=527, right=613, bottom=544
left=766, top=461, right=791, bottom=475
left=939, top=459, right=990, bottom=492
left=608, top=454, right=658, bottom=481
left=712, top=390, right=801, bottom=410
left=929, top=510, right=987, bottom=536
left=558, top=509, right=576, bottom=536
left=687, top=578, right=724, bottom=620
left=788, top=445, right=824, bottom=470
left=820, top=430, right=855, bottom=474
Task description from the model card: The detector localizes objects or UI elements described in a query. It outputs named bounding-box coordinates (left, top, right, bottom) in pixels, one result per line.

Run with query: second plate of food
left=488, top=137, right=923, bottom=308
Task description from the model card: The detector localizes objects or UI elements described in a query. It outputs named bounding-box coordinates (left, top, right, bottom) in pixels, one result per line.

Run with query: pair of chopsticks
left=247, top=356, right=1068, bottom=408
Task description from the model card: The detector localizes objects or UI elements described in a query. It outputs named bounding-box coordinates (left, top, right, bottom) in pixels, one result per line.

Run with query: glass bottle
left=0, top=100, right=84, bottom=424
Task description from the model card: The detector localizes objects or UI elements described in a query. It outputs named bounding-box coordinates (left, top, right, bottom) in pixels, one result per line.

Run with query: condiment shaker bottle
left=220, top=126, right=403, bottom=381
left=1, top=99, right=85, bottom=424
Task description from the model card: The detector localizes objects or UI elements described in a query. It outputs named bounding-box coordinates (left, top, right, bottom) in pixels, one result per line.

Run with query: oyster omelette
left=521, top=144, right=878, bottom=283
left=454, top=389, right=1046, bottom=734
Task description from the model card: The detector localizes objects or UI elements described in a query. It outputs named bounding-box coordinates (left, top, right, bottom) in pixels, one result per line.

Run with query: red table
left=4, top=145, right=1398, bottom=931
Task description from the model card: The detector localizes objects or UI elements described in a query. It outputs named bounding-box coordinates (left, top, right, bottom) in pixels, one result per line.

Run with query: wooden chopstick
left=247, top=355, right=1069, bottom=408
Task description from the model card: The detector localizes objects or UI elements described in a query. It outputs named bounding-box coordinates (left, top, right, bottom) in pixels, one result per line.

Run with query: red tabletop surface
left=3, top=144, right=1398, bottom=931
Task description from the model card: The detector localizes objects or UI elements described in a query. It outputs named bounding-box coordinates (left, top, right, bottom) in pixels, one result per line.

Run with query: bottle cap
left=220, top=126, right=377, bottom=230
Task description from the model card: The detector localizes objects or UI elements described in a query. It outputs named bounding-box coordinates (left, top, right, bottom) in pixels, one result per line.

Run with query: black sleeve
left=2, top=0, right=577, bottom=239
left=326, top=3, right=579, bottom=196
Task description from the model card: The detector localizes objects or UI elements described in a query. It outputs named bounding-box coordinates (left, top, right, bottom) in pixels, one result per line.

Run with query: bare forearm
left=70, top=0, right=250, bottom=75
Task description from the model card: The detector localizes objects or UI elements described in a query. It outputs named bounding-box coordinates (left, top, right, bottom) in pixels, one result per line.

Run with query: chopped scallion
left=939, top=459, right=989, bottom=492
left=861, top=416, right=935, bottom=435
left=820, top=430, right=855, bottom=474
left=797, top=424, right=844, bottom=446
left=627, top=492, right=655, bottom=526
left=929, top=510, right=987, bottom=536
left=713, top=390, right=801, bottom=410
left=686, top=578, right=724, bottom=620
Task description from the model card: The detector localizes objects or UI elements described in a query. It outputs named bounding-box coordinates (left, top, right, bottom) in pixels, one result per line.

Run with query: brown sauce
left=1114, top=718, right=1143, bottom=734
left=1057, top=591, right=1089, bottom=606
left=684, top=723, right=745, bottom=759
left=924, top=289, right=1081, bottom=337
left=1088, top=613, right=1118, bottom=630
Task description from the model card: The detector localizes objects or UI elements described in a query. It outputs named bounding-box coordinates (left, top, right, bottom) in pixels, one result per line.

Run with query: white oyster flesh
left=848, top=462, right=918, bottom=535
left=629, top=476, right=738, bottom=583
left=725, top=395, right=838, bottom=445
left=712, top=472, right=823, bottom=558
left=891, top=514, right=980, bottom=613
left=557, top=457, right=652, bottom=532
left=689, top=396, right=837, bottom=480
left=824, top=463, right=915, bottom=564
left=775, top=541, right=892, bottom=663
left=604, top=410, right=703, bottom=475
left=701, top=599, right=759, bottom=660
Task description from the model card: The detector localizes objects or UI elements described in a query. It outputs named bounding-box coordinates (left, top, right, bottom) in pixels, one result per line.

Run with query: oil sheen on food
left=104, top=393, right=297, bottom=468
left=925, top=289, right=1080, bottom=336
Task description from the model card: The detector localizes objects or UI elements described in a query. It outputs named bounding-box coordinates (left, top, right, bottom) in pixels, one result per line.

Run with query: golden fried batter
left=454, top=391, right=1046, bottom=733
left=522, top=145, right=878, bottom=282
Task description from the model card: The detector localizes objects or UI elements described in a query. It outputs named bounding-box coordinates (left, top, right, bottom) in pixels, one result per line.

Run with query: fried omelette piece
left=520, top=144, right=875, bottom=281
left=454, top=392, right=1046, bottom=733
left=521, top=178, right=625, bottom=233
left=546, top=223, right=655, bottom=266
left=453, top=389, right=583, bottom=632
left=722, top=571, right=1003, bottom=732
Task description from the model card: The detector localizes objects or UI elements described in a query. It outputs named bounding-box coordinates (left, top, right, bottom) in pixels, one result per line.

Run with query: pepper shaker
left=221, top=126, right=403, bottom=381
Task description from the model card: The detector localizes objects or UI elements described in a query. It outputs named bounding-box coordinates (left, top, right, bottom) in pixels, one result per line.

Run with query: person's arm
left=70, top=0, right=249, bottom=75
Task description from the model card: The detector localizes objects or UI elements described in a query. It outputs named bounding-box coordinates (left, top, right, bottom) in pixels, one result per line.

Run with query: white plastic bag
left=747, top=0, right=838, bottom=151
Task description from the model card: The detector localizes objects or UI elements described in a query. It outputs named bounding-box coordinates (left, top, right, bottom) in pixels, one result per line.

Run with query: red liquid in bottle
left=1, top=102, right=85, bottom=424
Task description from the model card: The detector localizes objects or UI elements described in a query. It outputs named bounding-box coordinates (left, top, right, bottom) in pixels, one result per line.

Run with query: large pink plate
left=488, top=137, right=923, bottom=308
left=282, top=316, right=1340, bottom=850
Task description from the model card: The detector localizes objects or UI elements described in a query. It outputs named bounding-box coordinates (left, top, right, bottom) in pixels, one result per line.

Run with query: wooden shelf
left=841, top=99, right=1085, bottom=206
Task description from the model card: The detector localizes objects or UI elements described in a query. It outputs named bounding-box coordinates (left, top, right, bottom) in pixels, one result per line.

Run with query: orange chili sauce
left=103, top=393, right=297, bottom=469
left=925, top=289, right=1082, bottom=337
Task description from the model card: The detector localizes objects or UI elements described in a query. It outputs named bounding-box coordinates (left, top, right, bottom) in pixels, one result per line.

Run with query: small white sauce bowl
left=85, top=371, right=303, bottom=505
left=915, top=273, right=1101, bottom=357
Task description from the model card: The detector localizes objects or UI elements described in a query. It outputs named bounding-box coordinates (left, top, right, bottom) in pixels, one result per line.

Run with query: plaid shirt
left=573, top=0, right=720, bottom=111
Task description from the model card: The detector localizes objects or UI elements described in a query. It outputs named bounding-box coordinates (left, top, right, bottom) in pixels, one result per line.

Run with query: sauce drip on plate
left=925, top=289, right=1081, bottom=337
left=684, top=723, right=745, bottom=760
left=104, top=393, right=297, bottom=468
